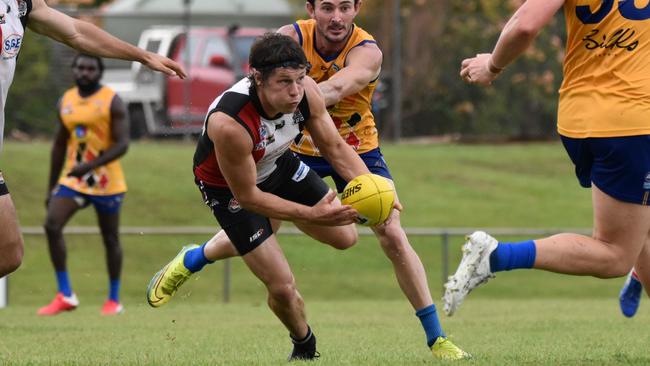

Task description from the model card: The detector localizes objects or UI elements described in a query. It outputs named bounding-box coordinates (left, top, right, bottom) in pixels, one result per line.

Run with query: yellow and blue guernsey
left=58, top=86, right=127, bottom=195
left=290, top=19, right=379, bottom=156
left=559, top=0, right=650, bottom=138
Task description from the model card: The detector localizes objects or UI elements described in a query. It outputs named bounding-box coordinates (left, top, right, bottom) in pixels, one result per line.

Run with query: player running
left=148, top=33, right=376, bottom=360
left=146, top=0, right=469, bottom=360
left=444, top=0, right=650, bottom=320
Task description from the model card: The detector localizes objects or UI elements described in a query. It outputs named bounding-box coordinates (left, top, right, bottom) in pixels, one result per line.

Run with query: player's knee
left=328, top=228, right=357, bottom=250
left=373, top=220, right=406, bottom=250
left=268, top=281, right=298, bottom=304
left=595, top=250, right=634, bottom=278
left=43, top=217, right=64, bottom=235
left=0, top=237, right=23, bottom=276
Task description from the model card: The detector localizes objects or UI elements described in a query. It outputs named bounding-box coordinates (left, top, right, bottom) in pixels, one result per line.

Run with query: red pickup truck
left=104, top=25, right=267, bottom=138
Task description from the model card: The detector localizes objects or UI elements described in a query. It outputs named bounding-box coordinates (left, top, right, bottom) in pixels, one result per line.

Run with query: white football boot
left=443, top=231, right=498, bottom=316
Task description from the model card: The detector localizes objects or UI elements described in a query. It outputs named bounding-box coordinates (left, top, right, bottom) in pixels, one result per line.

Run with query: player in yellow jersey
left=0, top=0, right=185, bottom=280
left=38, top=54, right=128, bottom=316
left=144, top=0, right=468, bottom=361
left=444, top=0, right=650, bottom=323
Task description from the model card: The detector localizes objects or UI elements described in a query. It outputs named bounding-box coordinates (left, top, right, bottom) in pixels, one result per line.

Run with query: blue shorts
left=296, top=148, right=393, bottom=193
left=561, top=135, right=650, bottom=205
left=53, top=185, right=125, bottom=215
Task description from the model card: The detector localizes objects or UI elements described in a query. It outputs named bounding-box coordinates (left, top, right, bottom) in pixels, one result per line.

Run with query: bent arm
left=28, top=0, right=186, bottom=77
left=318, top=43, right=382, bottom=106
left=91, top=95, right=129, bottom=169
left=209, top=113, right=312, bottom=221
left=303, top=78, right=369, bottom=181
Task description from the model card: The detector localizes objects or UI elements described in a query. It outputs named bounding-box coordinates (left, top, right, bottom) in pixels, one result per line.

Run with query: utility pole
left=391, top=0, right=402, bottom=142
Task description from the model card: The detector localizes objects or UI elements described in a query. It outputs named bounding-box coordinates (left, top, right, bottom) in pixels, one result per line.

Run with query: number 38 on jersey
left=577, top=0, right=650, bottom=24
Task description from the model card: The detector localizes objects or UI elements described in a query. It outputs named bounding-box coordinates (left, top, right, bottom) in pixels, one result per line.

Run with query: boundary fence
left=0, top=226, right=591, bottom=308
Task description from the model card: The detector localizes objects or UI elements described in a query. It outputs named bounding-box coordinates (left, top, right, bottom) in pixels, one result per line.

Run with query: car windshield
left=232, top=36, right=256, bottom=65
left=201, top=37, right=231, bottom=66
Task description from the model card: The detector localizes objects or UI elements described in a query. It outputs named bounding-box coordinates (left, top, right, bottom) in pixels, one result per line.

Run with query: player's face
left=72, top=57, right=102, bottom=90
left=258, top=67, right=306, bottom=114
left=308, top=0, right=360, bottom=44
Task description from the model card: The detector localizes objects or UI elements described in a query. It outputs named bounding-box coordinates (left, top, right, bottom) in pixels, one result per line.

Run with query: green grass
left=1, top=141, right=592, bottom=227
left=0, top=141, right=641, bottom=365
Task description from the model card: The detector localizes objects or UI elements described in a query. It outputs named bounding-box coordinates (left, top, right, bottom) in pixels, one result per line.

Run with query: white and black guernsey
left=193, top=78, right=310, bottom=188
left=0, top=0, right=31, bottom=152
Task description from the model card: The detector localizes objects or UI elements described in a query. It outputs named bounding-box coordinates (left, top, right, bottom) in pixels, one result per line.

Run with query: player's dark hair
left=307, top=0, right=360, bottom=6
left=248, top=33, right=307, bottom=82
left=71, top=53, right=105, bottom=74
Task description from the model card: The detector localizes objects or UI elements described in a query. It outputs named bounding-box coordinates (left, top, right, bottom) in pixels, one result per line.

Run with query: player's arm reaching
left=277, top=24, right=382, bottom=106
left=208, top=112, right=357, bottom=226
left=318, top=44, right=381, bottom=106
left=460, top=0, right=565, bottom=86
left=67, top=95, right=129, bottom=178
left=303, top=77, right=369, bottom=181
left=27, top=0, right=186, bottom=78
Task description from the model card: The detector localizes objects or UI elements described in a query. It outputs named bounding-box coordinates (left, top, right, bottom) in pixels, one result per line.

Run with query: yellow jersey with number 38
left=558, top=0, right=650, bottom=138
left=290, top=19, right=379, bottom=156
left=58, top=86, right=127, bottom=195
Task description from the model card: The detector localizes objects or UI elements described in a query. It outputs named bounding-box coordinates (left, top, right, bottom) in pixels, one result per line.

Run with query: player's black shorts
left=196, top=151, right=330, bottom=255
left=0, top=170, right=8, bottom=196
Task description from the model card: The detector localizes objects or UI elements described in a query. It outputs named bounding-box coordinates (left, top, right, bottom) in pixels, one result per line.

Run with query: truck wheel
left=128, top=104, right=148, bottom=139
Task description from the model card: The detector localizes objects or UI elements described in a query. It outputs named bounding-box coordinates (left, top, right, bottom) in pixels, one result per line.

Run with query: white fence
left=2, top=226, right=590, bottom=307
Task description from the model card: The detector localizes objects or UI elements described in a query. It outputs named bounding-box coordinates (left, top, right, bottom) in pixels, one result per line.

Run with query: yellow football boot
left=146, top=244, right=198, bottom=307
left=431, top=337, right=472, bottom=360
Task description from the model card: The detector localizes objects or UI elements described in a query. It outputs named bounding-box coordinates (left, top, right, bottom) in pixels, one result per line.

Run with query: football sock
left=489, top=240, right=536, bottom=272
left=291, top=326, right=314, bottom=345
left=109, top=279, right=120, bottom=302
left=416, top=304, right=445, bottom=347
left=183, top=243, right=214, bottom=273
left=56, top=271, right=73, bottom=297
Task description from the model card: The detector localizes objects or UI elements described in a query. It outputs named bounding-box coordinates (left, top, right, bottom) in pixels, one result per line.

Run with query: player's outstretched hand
left=143, top=52, right=187, bottom=79
left=460, top=53, right=498, bottom=86
left=304, top=190, right=358, bottom=226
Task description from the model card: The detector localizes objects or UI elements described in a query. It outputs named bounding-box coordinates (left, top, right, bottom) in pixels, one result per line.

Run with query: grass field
left=1, top=141, right=648, bottom=365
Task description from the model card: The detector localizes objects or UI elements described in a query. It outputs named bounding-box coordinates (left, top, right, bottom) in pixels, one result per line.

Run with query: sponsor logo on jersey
left=75, top=125, right=88, bottom=140
left=61, top=104, right=73, bottom=115
left=292, top=110, right=305, bottom=125
left=17, top=0, right=27, bottom=17
left=228, top=198, right=242, bottom=213
left=249, top=228, right=264, bottom=243
left=3, top=33, right=22, bottom=59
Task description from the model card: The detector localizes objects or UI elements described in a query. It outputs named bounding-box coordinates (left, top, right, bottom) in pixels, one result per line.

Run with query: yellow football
left=340, top=173, right=395, bottom=226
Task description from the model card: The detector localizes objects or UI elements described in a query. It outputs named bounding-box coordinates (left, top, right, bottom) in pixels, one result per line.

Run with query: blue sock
left=489, top=240, right=536, bottom=272
left=183, top=243, right=214, bottom=273
left=416, top=304, right=445, bottom=347
left=109, top=279, right=120, bottom=302
left=56, top=271, right=72, bottom=297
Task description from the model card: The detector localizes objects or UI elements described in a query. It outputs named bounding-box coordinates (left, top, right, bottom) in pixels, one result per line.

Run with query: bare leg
left=633, top=238, right=650, bottom=298
left=534, top=185, right=650, bottom=278
left=0, top=194, right=23, bottom=277
left=241, top=234, right=308, bottom=339
left=372, top=207, right=432, bottom=310
left=96, top=211, right=122, bottom=284
left=43, top=197, right=81, bottom=272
